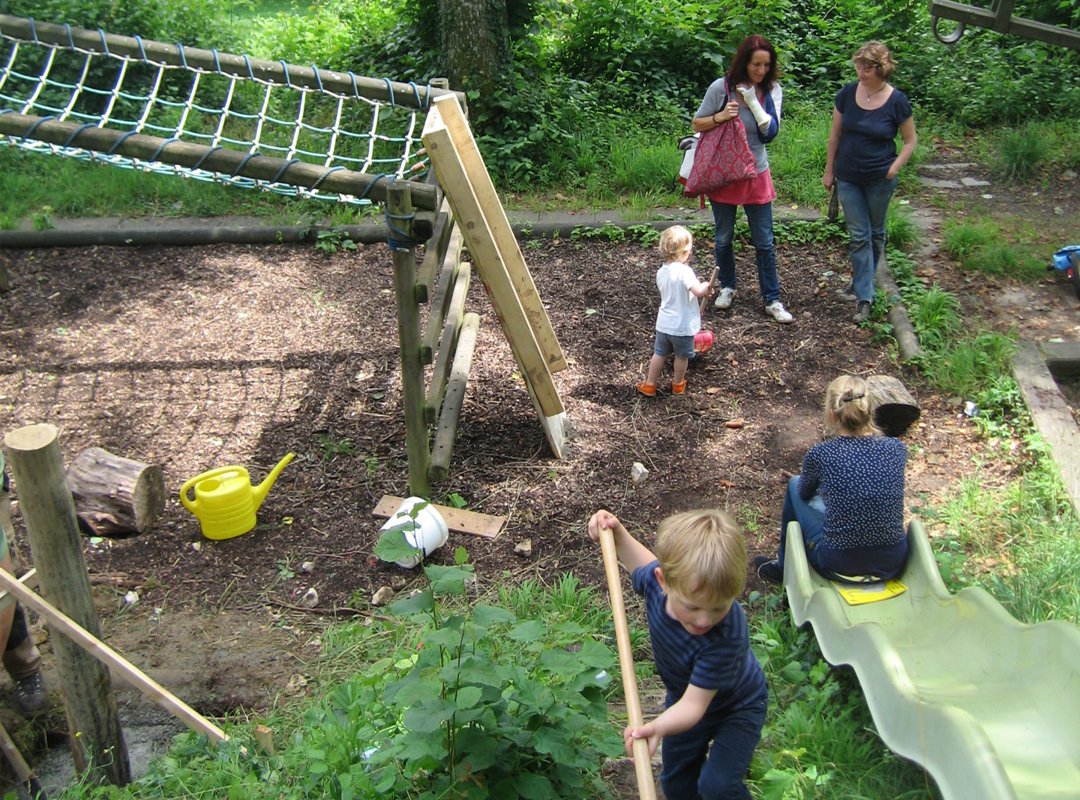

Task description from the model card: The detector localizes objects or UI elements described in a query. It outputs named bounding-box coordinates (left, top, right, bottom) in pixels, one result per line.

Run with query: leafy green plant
left=32, top=205, right=55, bottom=231
left=315, top=431, right=356, bottom=459
left=444, top=491, right=468, bottom=509
left=314, top=228, right=358, bottom=254
left=368, top=527, right=624, bottom=797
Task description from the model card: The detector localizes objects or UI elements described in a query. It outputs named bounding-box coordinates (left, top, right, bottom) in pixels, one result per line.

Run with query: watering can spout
left=252, top=452, right=295, bottom=510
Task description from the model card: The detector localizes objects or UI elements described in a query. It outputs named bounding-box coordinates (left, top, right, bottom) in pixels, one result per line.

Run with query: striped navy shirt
left=632, top=562, right=766, bottom=713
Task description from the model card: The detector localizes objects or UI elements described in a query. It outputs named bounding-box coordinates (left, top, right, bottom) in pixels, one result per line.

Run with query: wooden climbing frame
left=929, top=0, right=1080, bottom=50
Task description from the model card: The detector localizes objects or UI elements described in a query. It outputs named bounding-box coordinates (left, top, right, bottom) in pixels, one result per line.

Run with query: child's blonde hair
left=654, top=509, right=746, bottom=603
left=659, top=225, right=693, bottom=261
left=823, top=374, right=879, bottom=437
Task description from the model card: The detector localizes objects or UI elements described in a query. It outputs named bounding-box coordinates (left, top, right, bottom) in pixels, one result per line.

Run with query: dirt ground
left=0, top=149, right=1077, bottom=796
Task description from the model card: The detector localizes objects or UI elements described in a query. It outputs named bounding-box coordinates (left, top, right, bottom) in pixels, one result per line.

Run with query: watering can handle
left=179, top=466, right=245, bottom=512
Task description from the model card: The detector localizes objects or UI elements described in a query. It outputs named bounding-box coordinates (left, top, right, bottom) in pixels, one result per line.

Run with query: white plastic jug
left=380, top=497, right=449, bottom=568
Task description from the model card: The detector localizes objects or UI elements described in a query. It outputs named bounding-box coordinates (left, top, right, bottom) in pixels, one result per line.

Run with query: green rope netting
left=0, top=15, right=449, bottom=206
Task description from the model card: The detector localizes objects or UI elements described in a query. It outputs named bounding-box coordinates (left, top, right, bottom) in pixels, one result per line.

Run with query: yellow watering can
left=180, top=453, right=295, bottom=540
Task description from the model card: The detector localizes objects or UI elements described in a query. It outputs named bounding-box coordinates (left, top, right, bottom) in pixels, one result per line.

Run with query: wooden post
left=2, top=423, right=131, bottom=786
left=387, top=184, right=432, bottom=498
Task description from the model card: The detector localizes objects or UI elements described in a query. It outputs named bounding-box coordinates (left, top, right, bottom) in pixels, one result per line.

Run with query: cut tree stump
left=866, top=375, right=921, bottom=437
left=66, top=447, right=165, bottom=536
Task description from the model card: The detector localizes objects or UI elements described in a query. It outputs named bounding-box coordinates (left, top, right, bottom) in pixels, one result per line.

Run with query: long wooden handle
left=598, top=529, right=657, bottom=800
left=699, top=266, right=719, bottom=315
left=0, top=569, right=228, bottom=745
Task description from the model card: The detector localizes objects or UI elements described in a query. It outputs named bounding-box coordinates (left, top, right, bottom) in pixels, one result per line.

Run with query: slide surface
left=784, top=519, right=1080, bottom=800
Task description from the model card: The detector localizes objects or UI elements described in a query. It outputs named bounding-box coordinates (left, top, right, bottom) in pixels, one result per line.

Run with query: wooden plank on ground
left=422, top=100, right=564, bottom=422
left=430, top=95, right=567, bottom=374
left=1012, top=342, right=1080, bottom=520
left=373, top=494, right=506, bottom=539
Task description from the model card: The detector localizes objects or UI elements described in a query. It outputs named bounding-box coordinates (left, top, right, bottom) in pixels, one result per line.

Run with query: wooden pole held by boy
left=598, top=528, right=657, bottom=800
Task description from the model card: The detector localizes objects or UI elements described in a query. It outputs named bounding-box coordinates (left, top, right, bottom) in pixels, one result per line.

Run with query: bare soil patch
left=0, top=150, right=1076, bottom=796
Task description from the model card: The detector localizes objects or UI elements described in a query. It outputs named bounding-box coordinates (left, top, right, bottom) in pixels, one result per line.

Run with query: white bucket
left=380, top=497, right=449, bottom=568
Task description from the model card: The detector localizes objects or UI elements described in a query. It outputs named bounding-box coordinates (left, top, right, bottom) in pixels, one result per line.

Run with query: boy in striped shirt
left=587, top=509, right=767, bottom=799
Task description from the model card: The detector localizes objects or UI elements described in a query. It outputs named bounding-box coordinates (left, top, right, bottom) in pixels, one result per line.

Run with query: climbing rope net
left=0, top=15, right=455, bottom=209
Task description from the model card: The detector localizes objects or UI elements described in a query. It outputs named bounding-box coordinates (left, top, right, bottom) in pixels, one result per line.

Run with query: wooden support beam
left=387, top=186, right=432, bottom=498
left=427, top=95, right=567, bottom=374
left=429, top=312, right=481, bottom=482
left=3, top=423, right=132, bottom=785
left=420, top=223, right=466, bottom=365
left=425, top=265, right=472, bottom=424
left=929, top=0, right=1080, bottom=50
left=417, top=205, right=454, bottom=303
left=422, top=98, right=568, bottom=454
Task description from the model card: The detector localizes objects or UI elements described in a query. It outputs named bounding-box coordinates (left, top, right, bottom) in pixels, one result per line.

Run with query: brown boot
left=635, top=382, right=656, bottom=397
left=671, top=380, right=687, bottom=395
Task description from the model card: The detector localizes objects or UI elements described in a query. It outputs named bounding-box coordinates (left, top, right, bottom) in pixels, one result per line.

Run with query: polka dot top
left=799, top=435, right=907, bottom=549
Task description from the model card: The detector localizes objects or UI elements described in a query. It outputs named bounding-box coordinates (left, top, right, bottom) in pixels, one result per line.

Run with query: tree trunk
left=66, top=448, right=165, bottom=536
left=438, top=0, right=509, bottom=97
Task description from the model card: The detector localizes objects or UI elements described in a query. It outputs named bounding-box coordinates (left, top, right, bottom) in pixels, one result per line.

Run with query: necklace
left=862, top=82, right=888, bottom=101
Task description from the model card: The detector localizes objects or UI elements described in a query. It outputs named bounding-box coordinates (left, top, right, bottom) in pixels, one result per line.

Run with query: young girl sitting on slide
left=755, top=374, right=908, bottom=584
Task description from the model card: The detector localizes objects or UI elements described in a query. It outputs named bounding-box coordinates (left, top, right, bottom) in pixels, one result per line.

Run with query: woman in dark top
left=755, top=375, right=908, bottom=584
left=823, top=41, right=917, bottom=324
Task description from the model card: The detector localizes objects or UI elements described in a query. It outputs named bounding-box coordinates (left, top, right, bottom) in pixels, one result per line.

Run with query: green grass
left=0, top=149, right=306, bottom=227
left=942, top=219, right=1046, bottom=281
left=748, top=594, right=935, bottom=798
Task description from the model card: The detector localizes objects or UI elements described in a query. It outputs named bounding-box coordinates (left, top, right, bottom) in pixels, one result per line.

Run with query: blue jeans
left=778, top=475, right=909, bottom=580
left=778, top=475, right=826, bottom=572
left=660, top=691, right=768, bottom=800
left=710, top=201, right=780, bottom=305
left=836, top=176, right=897, bottom=302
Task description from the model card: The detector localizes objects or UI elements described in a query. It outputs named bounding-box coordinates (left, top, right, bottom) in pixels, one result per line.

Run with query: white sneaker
left=764, top=300, right=794, bottom=324
left=714, top=287, right=735, bottom=309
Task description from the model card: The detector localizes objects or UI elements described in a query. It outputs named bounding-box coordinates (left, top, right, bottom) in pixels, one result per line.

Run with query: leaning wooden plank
left=0, top=568, right=37, bottom=612
left=429, top=95, right=567, bottom=374
left=0, top=569, right=229, bottom=745
left=429, top=312, right=481, bottom=482
left=426, top=265, right=472, bottom=424
left=374, top=489, right=506, bottom=539
left=1012, top=342, right=1080, bottom=520
left=422, top=103, right=564, bottom=419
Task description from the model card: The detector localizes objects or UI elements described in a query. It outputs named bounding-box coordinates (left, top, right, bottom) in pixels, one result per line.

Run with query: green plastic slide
left=783, top=519, right=1080, bottom=799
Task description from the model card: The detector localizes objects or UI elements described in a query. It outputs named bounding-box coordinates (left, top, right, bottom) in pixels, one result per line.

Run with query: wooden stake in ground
left=598, top=529, right=657, bottom=800
left=3, top=423, right=131, bottom=786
